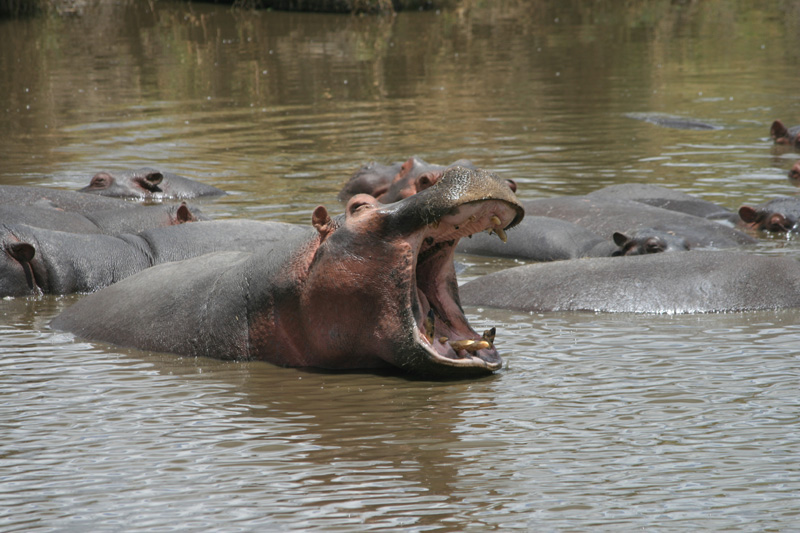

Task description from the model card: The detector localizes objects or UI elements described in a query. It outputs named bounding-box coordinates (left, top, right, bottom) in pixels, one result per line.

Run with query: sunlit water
left=2, top=1, right=800, bottom=530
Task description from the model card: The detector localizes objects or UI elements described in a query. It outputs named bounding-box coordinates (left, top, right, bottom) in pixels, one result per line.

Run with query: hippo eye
left=645, top=238, right=665, bottom=254
left=89, top=173, right=111, bottom=188
left=347, top=199, right=373, bottom=216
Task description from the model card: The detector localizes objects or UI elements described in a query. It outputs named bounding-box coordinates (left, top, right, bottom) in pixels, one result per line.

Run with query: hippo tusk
left=489, top=215, right=508, bottom=243
left=449, top=339, right=476, bottom=351
left=466, top=340, right=491, bottom=352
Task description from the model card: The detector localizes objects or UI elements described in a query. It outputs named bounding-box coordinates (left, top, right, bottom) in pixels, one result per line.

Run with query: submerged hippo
left=1, top=220, right=309, bottom=297
left=460, top=251, right=800, bottom=314
left=523, top=196, right=755, bottom=249
left=52, top=167, right=524, bottom=377
left=770, top=119, right=800, bottom=148
left=79, top=167, right=225, bottom=199
left=0, top=202, right=206, bottom=235
left=339, top=156, right=477, bottom=203
left=586, top=184, right=735, bottom=221
left=738, top=197, right=800, bottom=233
left=625, top=113, right=722, bottom=131
left=0, top=184, right=139, bottom=212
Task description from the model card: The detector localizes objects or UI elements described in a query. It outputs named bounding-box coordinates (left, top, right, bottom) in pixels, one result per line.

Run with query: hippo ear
left=415, top=172, right=440, bottom=193
left=8, top=242, right=35, bottom=263
left=139, top=172, right=164, bottom=192
left=771, top=120, right=788, bottom=141
left=738, top=205, right=757, bottom=223
left=612, top=232, right=630, bottom=246
left=176, top=202, right=195, bottom=224
left=312, top=206, right=334, bottom=241
left=88, top=172, right=112, bottom=189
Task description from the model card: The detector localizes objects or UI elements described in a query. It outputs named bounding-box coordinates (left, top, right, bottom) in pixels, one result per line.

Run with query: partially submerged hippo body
left=586, top=184, right=735, bottom=221
left=739, top=197, right=800, bottom=233
left=625, top=113, right=722, bottom=131
left=456, top=216, right=618, bottom=261
left=52, top=167, right=524, bottom=377
left=1, top=220, right=308, bottom=297
left=339, top=157, right=476, bottom=203
left=0, top=202, right=207, bottom=235
left=79, top=167, right=226, bottom=199
left=460, top=251, right=800, bottom=314
left=770, top=119, right=800, bottom=148
left=0, top=184, right=139, bottom=212
left=523, top=196, right=755, bottom=249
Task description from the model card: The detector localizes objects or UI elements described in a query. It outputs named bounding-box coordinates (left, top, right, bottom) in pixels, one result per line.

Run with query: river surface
left=2, top=1, right=800, bottom=531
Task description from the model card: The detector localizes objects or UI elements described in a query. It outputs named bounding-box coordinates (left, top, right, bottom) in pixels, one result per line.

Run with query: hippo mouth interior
left=411, top=199, right=518, bottom=372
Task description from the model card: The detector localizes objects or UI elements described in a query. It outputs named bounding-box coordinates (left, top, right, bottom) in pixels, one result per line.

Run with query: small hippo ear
left=415, top=172, right=439, bottom=193
left=176, top=202, right=194, bottom=224
left=771, top=120, right=788, bottom=141
left=88, top=172, right=112, bottom=189
left=312, top=206, right=334, bottom=241
left=738, top=205, right=757, bottom=223
left=8, top=242, right=35, bottom=263
left=612, top=232, right=630, bottom=246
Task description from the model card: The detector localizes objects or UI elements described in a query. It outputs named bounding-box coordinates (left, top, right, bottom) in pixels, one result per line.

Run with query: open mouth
left=410, top=199, right=519, bottom=372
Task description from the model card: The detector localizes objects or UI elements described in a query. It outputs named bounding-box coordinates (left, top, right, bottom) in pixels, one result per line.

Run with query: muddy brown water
left=2, top=1, right=800, bottom=530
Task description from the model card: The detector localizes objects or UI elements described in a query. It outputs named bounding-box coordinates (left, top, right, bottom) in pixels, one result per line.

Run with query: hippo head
left=788, top=161, right=800, bottom=184
left=292, top=166, right=524, bottom=377
left=739, top=198, right=800, bottom=233
left=80, top=168, right=164, bottom=197
left=612, top=229, right=691, bottom=256
left=770, top=120, right=800, bottom=148
left=376, top=157, right=480, bottom=204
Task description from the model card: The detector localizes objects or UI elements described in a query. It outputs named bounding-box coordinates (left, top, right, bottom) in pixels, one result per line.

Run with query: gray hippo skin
left=339, top=156, right=477, bottom=203
left=770, top=119, right=800, bottom=148
left=0, top=184, right=139, bottom=212
left=460, top=251, right=800, bottom=314
left=52, top=167, right=525, bottom=377
left=0, top=220, right=309, bottom=297
left=0, top=202, right=207, bottom=234
left=79, top=167, right=225, bottom=199
left=457, top=216, right=618, bottom=261
left=586, top=184, right=735, bottom=221
left=523, top=196, right=755, bottom=249
left=738, top=197, right=800, bottom=233
left=625, top=113, right=722, bottom=131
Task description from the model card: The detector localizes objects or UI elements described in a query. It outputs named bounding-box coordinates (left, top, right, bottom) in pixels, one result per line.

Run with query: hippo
left=339, top=157, right=478, bottom=203
left=738, top=197, right=800, bottom=233
left=52, top=167, right=524, bottom=377
left=770, top=119, right=800, bottom=148
left=460, top=251, right=800, bottom=314
left=0, top=202, right=207, bottom=235
left=586, top=184, right=735, bottom=221
left=625, top=113, right=722, bottom=131
left=337, top=160, right=405, bottom=202
left=611, top=229, right=690, bottom=256
left=0, top=184, right=139, bottom=212
left=1, top=220, right=309, bottom=297
left=79, top=167, right=226, bottom=199
left=523, top=196, right=755, bottom=249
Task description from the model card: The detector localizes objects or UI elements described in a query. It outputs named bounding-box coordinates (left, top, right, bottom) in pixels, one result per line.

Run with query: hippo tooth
left=482, top=327, right=496, bottom=345
left=449, top=339, right=476, bottom=351
left=439, top=336, right=449, bottom=344
left=489, top=215, right=507, bottom=242
left=424, top=309, right=435, bottom=343
left=430, top=220, right=440, bottom=229
left=465, top=340, right=491, bottom=352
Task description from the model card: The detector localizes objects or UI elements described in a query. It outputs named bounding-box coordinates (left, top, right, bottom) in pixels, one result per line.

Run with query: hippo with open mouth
left=52, top=167, right=524, bottom=377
